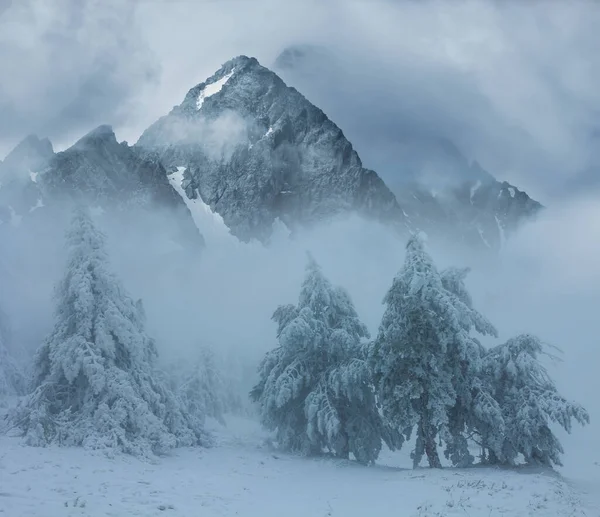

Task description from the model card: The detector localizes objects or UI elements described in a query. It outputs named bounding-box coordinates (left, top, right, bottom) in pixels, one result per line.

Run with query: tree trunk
left=337, top=431, right=350, bottom=460
left=413, top=418, right=443, bottom=468
left=487, top=449, right=499, bottom=465
left=424, top=432, right=442, bottom=468
left=422, top=419, right=442, bottom=468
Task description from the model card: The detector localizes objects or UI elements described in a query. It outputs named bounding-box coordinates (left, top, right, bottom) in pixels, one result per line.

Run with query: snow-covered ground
left=1, top=416, right=598, bottom=517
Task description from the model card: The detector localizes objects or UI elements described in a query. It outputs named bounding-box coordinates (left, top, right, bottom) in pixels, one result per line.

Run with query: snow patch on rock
left=29, top=198, right=44, bottom=213
left=495, top=215, right=506, bottom=250
left=168, top=167, right=229, bottom=241
left=470, top=180, right=481, bottom=205
left=196, top=69, right=236, bottom=110
left=477, top=225, right=491, bottom=248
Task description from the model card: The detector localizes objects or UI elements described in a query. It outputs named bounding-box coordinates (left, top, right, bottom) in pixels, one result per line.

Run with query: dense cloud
left=2, top=1, right=599, bottom=199
left=0, top=0, right=158, bottom=153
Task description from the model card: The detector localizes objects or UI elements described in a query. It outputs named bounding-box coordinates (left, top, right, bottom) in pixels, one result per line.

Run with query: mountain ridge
left=137, top=55, right=409, bottom=242
left=272, top=45, right=543, bottom=249
left=1, top=54, right=541, bottom=252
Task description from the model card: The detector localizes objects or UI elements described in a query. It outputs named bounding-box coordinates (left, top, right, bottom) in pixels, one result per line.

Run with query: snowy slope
left=1, top=416, right=597, bottom=517
left=167, top=166, right=229, bottom=244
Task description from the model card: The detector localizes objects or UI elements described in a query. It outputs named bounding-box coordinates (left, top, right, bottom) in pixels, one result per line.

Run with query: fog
left=2, top=1, right=600, bottom=197
left=1, top=0, right=598, bottom=478
left=2, top=190, right=598, bottom=467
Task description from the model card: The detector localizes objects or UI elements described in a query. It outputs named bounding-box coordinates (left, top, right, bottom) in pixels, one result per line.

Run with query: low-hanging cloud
left=2, top=1, right=599, bottom=201
left=0, top=0, right=158, bottom=154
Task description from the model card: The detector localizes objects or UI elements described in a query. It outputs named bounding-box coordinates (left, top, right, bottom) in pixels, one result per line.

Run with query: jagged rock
left=137, top=56, right=409, bottom=242
left=0, top=135, right=52, bottom=225
left=0, top=126, right=204, bottom=250
left=274, top=44, right=543, bottom=251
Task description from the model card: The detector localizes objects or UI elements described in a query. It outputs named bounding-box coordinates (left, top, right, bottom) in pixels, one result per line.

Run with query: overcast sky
left=1, top=0, right=599, bottom=201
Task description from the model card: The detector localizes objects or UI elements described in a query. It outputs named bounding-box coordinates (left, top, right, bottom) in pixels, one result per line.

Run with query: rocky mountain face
left=1, top=53, right=541, bottom=253
left=0, top=126, right=204, bottom=250
left=394, top=177, right=542, bottom=250
left=137, top=56, right=408, bottom=242
left=0, top=135, right=52, bottom=225
left=274, top=45, right=542, bottom=250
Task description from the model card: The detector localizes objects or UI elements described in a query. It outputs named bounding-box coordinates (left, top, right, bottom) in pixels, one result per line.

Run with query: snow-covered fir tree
left=251, top=255, right=395, bottom=464
left=220, top=350, right=253, bottom=417
left=439, top=266, right=501, bottom=467
left=178, top=345, right=227, bottom=426
left=0, top=308, right=25, bottom=397
left=11, top=207, right=206, bottom=456
left=480, top=334, right=589, bottom=467
left=370, top=235, right=497, bottom=468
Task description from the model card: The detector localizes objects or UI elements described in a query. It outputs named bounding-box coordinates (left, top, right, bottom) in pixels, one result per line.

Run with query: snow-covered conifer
left=252, top=256, right=393, bottom=463
left=179, top=345, right=227, bottom=426
left=439, top=266, right=500, bottom=466
left=11, top=207, right=206, bottom=456
left=370, top=236, right=496, bottom=468
left=481, top=334, right=589, bottom=467
left=0, top=309, right=25, bottom=396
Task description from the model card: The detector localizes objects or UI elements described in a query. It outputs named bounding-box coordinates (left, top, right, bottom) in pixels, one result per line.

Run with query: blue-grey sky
left=1, top=0, right=599, bottom=201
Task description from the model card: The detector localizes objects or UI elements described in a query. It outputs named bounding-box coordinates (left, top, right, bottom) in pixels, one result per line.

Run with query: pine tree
left=370, top=235, right=496, bottom=468
left=251, top=256, right=394, bottom=464
left=480, top=334, right=589, bottom=467
left=11, top=207, right=206, bottom=456
left=178, top=345, right=227, bottom=426
left=439, top=266, right=500, bottom=467
left=0, top=308, right=25, bottom=397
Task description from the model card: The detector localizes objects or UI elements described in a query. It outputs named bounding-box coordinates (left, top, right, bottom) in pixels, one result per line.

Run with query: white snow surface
left=495, top=215, right=506, bottom=250
left=29, top=171, right=38, bottom=183
left=508, top=187, right=516, bottom=198
left=196, top=69, right=235, bottom=110
left=470, top=180, right=481, bottom=205
left=265, top=126, right=273, bottom=137
left=168, top=167, right=229, bottom=244
left=28, top=198, right=44, bottom=213
left=0, top=415, right=598, bottom=517
left=477, top=225, right=492, bottom=249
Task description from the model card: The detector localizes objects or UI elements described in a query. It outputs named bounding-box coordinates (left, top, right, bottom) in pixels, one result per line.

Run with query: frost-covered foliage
left=10, top=207, right=206, bottom=456
left=370, top=236, right=497, bottom=468
left=0, top=308, right=26, bottom=396
left=251, top=256, right=392, bottom=464
left=178, top=345, right=227, bottom=426
left=480, top=334, right=589, bottom=467
left=439, top=266, right=500, bottom=467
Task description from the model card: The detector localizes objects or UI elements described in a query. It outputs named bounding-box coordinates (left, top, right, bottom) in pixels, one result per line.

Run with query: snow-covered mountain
left=274, top=45, right=542, bottom=250
left=0, top=135, right=52, bottom=225
left=1, top=54, right=541, bottom=251
left=137, top=56, right=407, bottom=242
left=0, top=126, right=204, bottom=250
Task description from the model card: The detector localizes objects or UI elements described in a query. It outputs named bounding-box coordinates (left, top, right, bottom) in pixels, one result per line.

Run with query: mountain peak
left=73, top=125, right=117, bottom=150
left=1, top=135, right=54, bottom=181
left=137, top=56, right=406, bottom=241
left=3, top=135, right=54, bottom=169
left=179, top=56, right=267, bottom=113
